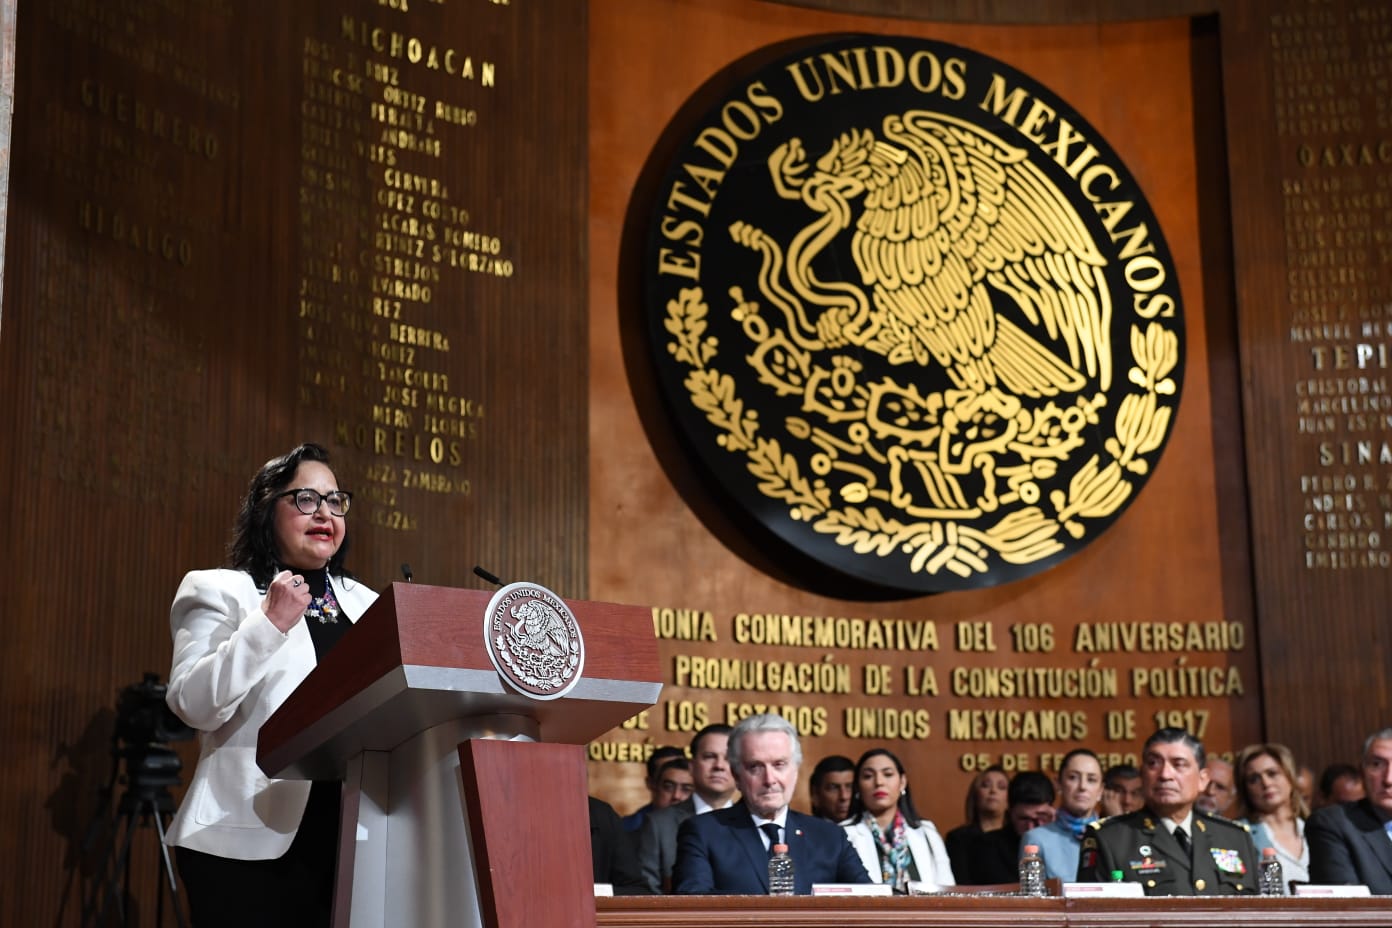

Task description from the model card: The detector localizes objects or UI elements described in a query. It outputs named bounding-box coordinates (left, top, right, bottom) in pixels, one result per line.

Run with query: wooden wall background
left=0, top=1, right=586, bottom=924
left=0, top=0, right=1385, bottom=924
left=586, top=0, right=1261, bottom=820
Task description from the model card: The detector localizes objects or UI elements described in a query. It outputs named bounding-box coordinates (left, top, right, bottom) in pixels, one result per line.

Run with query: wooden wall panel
left=0, top=0, right=1384, bottom=922
left=587, top=0, right=1260, bottom=825
left=782, top=0, right=1392, bottom=786
left=1220, top=0, right=1392, bottom=769
left=0, top=1, right=585, bottom=924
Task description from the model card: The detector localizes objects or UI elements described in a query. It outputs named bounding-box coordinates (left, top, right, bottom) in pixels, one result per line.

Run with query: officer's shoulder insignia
left=1199, top=811, right=1250, bottom=832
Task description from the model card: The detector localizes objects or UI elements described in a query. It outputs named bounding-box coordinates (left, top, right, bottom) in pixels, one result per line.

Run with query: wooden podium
left=257, top=582, right=661, bottom=928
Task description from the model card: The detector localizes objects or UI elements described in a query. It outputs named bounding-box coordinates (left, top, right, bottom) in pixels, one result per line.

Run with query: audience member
left=636, top=724, right=735, bottom=892
left=653, top=758, right=694, bottom=807
left=1317, top=762, right=1365, bottom=808
left=1307, top=728, right=1392, bottom=893
left=1021, top=749, right=1102, bottom=881
left=589, top=796, right=653, bottom=894
left=1078, top=728, right=1259, bottom=894
left=1197, top=756, right=1237, bottom=817
left=944, top=765, right=1008, bottom=881
left=956, top=771, right=1056, bottom=885
left=1234, top=742, right=1310, bottom=893
left=809, top=755, right=855, bottom=823
left=622, top=746, right=688, bottom=832
left=671, top=714, right=869, bottom=893
left=1101, top=763, right=1144, bottom=817
left=841, top=748, right=955, bottom=892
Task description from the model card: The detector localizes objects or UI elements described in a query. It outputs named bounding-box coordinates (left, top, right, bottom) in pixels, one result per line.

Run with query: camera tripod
left=80, top=745, right=188, bottom=927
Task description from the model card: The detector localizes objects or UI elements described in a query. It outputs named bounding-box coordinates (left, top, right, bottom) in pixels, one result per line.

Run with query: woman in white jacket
left=164, top=443, right=377, bottom=927
left=842, top=748, right=956, bottom=892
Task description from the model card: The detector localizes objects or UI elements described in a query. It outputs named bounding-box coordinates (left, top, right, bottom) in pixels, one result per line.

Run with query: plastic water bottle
left=1019, top=843, right=1046, bottom=896
left=1259, top=847, right=1284, bottom=896
left=768, top=843, right=796, bottom=895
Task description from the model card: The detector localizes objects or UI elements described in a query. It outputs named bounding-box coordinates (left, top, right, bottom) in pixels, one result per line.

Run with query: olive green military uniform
left=1076, top=809, right=1260, bottom=895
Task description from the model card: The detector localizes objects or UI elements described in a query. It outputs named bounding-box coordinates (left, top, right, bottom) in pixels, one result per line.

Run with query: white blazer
left=163, top=568, right=377, bottom=859
left=843, top=816, right=957, bottom=891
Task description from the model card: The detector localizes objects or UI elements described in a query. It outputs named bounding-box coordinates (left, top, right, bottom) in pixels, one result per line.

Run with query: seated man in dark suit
left=671, top=713, right=870, bottom=894
left=589, top=796, right=653, bottom=894
left=1077, top=727, right=1259, bottom=895
left=1308, top=727, right=1392, bottom=893
left=636, top=723, right=736, bottom=892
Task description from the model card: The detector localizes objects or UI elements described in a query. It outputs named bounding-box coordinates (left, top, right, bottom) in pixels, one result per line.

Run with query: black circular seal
left=634, top=34, right=1185, bottom=594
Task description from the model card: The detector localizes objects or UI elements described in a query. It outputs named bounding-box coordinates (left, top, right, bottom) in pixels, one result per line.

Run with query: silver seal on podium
left=483, top=581, right=585, bottom=700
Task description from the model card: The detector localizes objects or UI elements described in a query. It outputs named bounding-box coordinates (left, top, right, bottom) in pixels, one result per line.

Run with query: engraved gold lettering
left=946, top=709, right=1088, bottom=741
left=651, top=608, right=718, bottom=641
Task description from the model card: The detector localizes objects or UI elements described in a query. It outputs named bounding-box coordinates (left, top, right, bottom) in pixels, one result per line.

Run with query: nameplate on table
left=811, top=883, right=893, bottom=896
left=1062, top=881, right=1145, bottom=898
left=594, top=884, right=614, bottom=897
left=1293, top=884, right=1371, bottom=897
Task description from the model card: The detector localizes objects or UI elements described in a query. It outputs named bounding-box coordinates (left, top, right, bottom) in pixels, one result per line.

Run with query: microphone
left=400, top=563, right=413, bottom=583
left=473, top=565, right=503, bottom=586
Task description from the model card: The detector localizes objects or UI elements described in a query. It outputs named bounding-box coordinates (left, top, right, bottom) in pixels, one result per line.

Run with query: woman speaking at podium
left=163, top=443, right=377, bottom=927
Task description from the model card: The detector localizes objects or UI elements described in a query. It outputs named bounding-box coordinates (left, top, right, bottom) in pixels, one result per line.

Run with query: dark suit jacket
left=1077, top=808, right=1259, bottom=895
left=590, top=797, right=652, bottom=895
left=636, top=796, right=696, bottom=892
left=951, top=826, right=1020, bottom=885
left=1308, top=799, right=1392, bottom=893
left=671, top=805, right=870, bottom=894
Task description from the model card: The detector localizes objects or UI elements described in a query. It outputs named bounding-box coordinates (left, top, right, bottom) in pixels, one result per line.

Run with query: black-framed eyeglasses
left=277, top=488, right=352, bottom=517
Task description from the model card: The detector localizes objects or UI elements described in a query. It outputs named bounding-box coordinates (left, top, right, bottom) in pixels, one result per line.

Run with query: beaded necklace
left=306, top=568, right=341, bottom=624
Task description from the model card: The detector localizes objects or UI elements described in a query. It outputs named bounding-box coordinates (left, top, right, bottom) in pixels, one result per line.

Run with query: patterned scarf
left=868, top=811, right=913, bottom=888
left=1057, top=808, right=1098, bottom=840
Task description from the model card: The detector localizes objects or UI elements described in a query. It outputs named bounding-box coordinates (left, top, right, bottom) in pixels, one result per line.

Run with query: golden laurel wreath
left=664, top=283, right=1178, bottom=578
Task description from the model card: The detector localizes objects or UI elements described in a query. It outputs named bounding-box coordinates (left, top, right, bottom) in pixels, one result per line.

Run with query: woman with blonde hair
left=1235, top=743, right=1311, bottom=893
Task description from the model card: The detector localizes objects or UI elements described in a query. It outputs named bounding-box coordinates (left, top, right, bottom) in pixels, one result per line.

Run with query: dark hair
left=847, top=748, right=923, bottom=828
left=645, top=745, right=686, bottom=780
left=1059, top=748, right=1101, bottom=776
left=1008, top=770, right=1056, bottom=808
left=809, top=754, right=855, bottom=790
left=1144, top=727, right=1206, bottom=769
left=965, top=764, right=1008, bottom=826
left=1319, top=762, right=1361, bottom=800
left=689, top=723, right=732, bottom=759
left=228, top=443, right=352, bottom=588
left=657, top=756, right=690, bottom=775
left=1104, top=763, right=1141, bottom=789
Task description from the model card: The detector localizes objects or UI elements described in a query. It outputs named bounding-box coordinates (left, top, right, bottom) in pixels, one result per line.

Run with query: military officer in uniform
left=1077, top=728, right=1260, bottom=895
